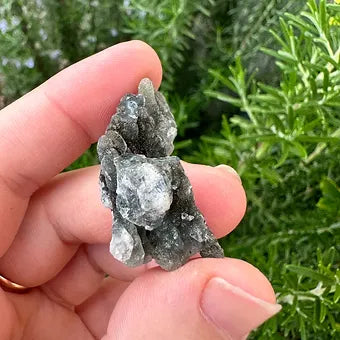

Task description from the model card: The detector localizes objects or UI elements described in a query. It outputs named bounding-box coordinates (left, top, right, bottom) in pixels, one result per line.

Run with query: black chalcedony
left=98, top=78, right=224, bottom=271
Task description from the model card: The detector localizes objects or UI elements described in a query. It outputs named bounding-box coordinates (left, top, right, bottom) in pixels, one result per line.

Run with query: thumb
left=103, top=258, right=281, bottom=340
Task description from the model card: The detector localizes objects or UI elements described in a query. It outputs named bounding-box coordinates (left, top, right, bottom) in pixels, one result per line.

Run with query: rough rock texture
left=98, top=78, right=224, bottom=271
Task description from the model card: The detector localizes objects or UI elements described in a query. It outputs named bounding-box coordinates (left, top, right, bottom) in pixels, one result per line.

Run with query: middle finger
left=0, top=163, right=246, bottom=287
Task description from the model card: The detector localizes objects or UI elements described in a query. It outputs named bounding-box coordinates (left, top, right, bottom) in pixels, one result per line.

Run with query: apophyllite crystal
left=98, top=78, right=223, bottom=271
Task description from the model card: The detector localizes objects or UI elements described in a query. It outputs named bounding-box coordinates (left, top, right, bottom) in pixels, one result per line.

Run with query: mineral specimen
left=98, top=78, right=224, bottom=271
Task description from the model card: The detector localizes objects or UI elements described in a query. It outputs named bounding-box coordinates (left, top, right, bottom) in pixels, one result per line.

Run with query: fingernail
left=215, top=165, right=241, bottom=183
left=200, top=277, right=281, bottom=339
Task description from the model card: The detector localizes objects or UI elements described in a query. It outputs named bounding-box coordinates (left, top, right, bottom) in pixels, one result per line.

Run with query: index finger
left=0, top=41, right=162, bottom=256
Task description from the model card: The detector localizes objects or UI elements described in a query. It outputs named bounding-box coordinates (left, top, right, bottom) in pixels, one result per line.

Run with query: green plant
left=230, top=0, right=306, bottom=84
left=194, top=0, right=340, bottom=337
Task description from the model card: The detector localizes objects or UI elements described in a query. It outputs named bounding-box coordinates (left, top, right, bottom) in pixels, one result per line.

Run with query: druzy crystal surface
left=98, top=78, right=224, bottom=271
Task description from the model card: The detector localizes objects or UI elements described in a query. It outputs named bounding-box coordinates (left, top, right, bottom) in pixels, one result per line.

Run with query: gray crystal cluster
left=98, top=78, right=224, bottom=271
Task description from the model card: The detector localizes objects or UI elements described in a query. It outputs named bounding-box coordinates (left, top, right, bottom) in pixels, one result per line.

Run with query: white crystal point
left=110, top=226, right=134, bottom=262
left=138, top=78, right=156, bottom=106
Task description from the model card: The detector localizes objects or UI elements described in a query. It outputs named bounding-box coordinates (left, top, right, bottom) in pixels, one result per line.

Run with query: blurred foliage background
left=0, top=0, right=339, bottom=338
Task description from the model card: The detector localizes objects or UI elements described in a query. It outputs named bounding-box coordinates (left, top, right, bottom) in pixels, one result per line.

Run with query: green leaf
left=328, top=4, right=340, bottom=13
left=323, top=54, right=340, bottom=69
left=270, top=115, right=286, bottom=133
left=334, top=281, right=340, bottom=304
left=239, top=134, right=281, bottom=142
left=320, top=301, right=327, bottom=323
left=269, top=28, right=289, bottom=50
left=296, top=135, right=340, bottom=143
left=230, top=116, right=254, bottom=129
left=260, top=167, right=282, bottom=184
left=204, top=90, right=242, bottom=106
left=300, top=317, right=307, bottom=340
left=285, top=12, right=317, bottom=32
left=303, top=118, right=322, bottom=132
left=221, top=115, right=231, bottom=139
left=288, top=71, right=297, bottom=93
left=260, top=47, right=296, bottom=63
left=326, top=98, right=340, bottom=107
left=320, top=178, right=340, bottom=199
left=286, top=265, right=335, bottom=283
left=200, top=136, right=229, bottom=146
left=174, top=139, right=192, bottom=150
left=208, top=69, right=237, bottom=92
left=248, top=94, right=278, bottom=104
left=257, top=83, right=286, bottom=102
left=307, top=0, right=318, bottom=14
left=277, top=142, right=290, bottom=167
left=310, top=77, right=317, bottom=97
left=256, top=141, right=271, bottom=159
left=322, top=246, right=336, bottom=267
left=302, top=11, right=321, bottom=32
left=194, top=4, right=210, bottom=17
left=323, top=69, right=329, bottom=92
left=289, top=141, right=307, bottom=159
left=319, top=0, right=328, bottom=35
left=287, top=105, right=295, bottom=130
left=280, top=17, right=291, bottom=42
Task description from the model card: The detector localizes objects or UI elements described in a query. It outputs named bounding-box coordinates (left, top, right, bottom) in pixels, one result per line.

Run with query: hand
left=0, top=41, right=280, bottom=340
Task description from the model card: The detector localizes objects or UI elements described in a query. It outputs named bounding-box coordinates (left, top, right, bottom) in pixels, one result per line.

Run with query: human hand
left=0, top=41, right=281, bottom=340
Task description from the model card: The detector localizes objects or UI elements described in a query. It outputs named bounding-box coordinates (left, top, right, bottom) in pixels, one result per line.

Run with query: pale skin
left=0, top=41, right=281, bottom=340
